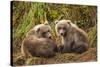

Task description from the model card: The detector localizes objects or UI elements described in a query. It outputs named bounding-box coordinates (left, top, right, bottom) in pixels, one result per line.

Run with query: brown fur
left=55, top=20, right=88, bottom=53
left=21, top=35, right=57, bottom=58
left=21, top=24, right=57, bottom=58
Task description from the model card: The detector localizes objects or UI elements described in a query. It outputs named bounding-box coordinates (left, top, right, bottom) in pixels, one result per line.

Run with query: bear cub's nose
left=60, top=33, right=64, bottom=36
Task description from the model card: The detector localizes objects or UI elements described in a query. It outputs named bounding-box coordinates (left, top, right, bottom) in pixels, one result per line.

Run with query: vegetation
left=11, top=1, right=97, bottom=66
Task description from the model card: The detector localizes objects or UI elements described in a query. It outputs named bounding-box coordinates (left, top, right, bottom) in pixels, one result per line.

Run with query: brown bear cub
left=55, top=20, right=88, bottom=53
left=21, top=23, right=57, bottom=58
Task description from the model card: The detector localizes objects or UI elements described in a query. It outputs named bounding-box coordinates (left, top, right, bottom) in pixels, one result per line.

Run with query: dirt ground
left=12, top=47, right=97, bottom=66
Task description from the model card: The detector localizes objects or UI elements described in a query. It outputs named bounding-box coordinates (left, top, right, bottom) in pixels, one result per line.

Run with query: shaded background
left=11, top=1, right=97, bottom=66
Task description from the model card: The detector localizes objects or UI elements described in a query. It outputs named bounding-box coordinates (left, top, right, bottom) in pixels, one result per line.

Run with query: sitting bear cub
left=55, top=20, right=88, bottom=53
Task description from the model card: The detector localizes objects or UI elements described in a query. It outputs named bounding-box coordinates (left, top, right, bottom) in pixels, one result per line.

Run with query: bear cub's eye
left=42, top=32, right=46, bottom=35
left=63, top=27, right=66, bottom=30
left=58, top=27, right=61, bottom=30
left=42, top=30, right=50, bottom=35
left=47, top=30, right=50, bottom=32
left=58, top=27, right=66, bottom=30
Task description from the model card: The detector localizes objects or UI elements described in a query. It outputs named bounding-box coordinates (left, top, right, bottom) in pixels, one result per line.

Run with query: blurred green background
left=11, top=1, right=97, bottom=66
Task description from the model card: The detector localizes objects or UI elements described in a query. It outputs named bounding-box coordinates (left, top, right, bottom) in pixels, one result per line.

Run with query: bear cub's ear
left=36, top=27, right=40, bottom=33
left=67, top=21, right=71, bottom=25
left=54, top=20, right=59, bottom=24
left=67, top=20, right=72, bottom=26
